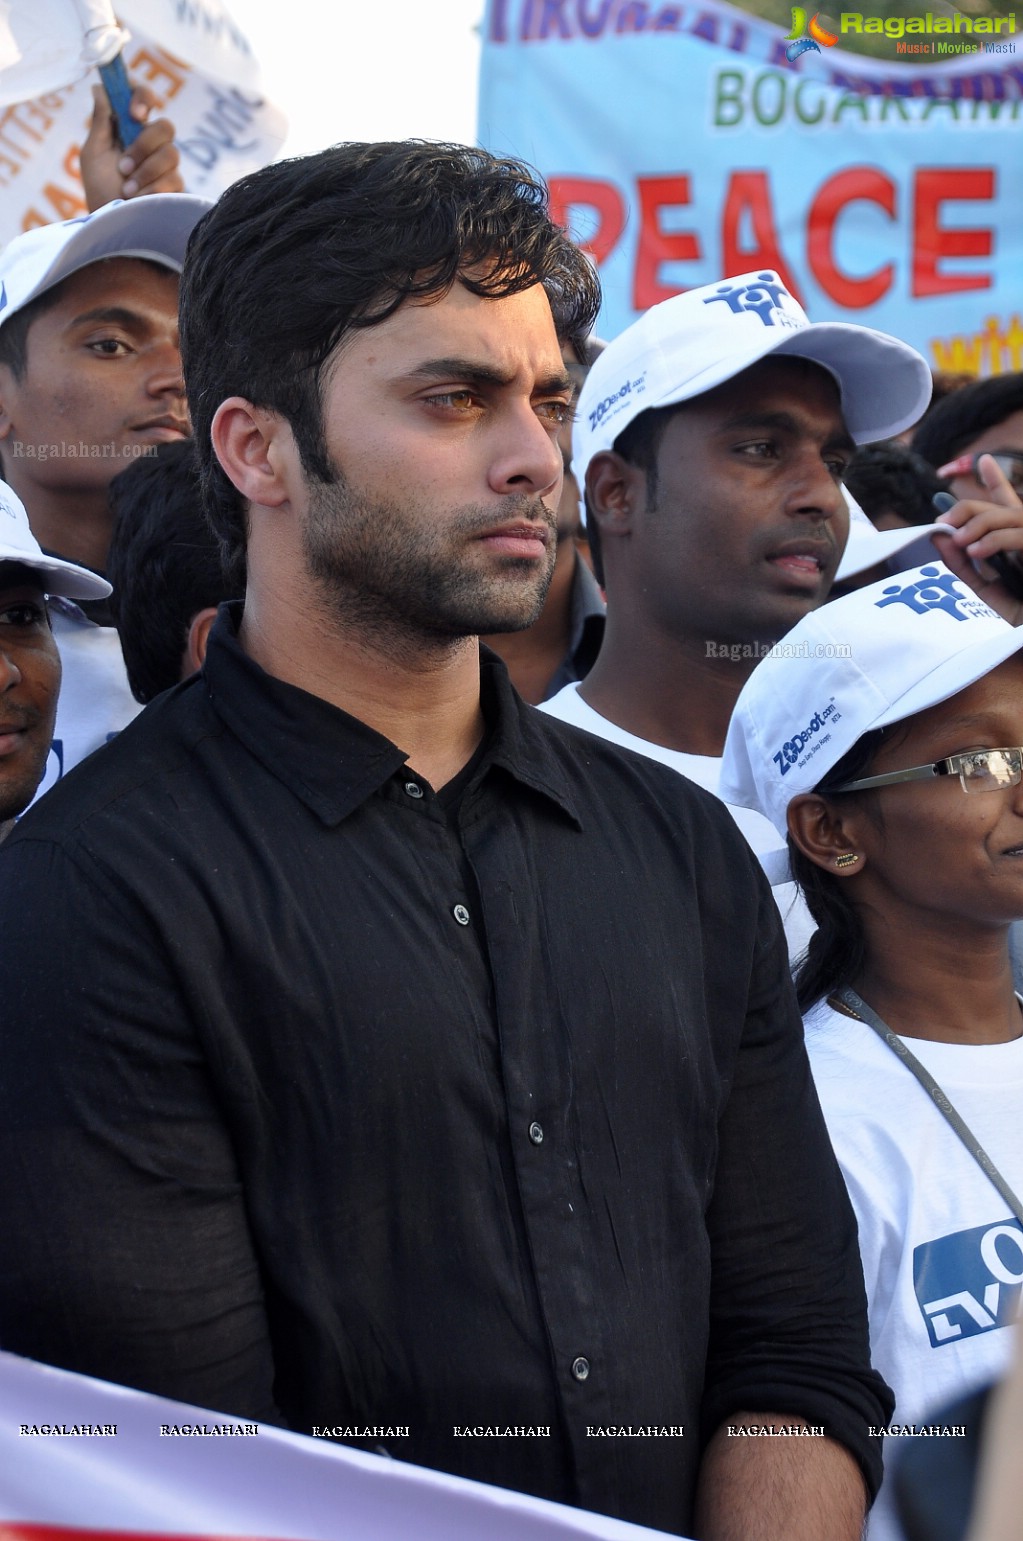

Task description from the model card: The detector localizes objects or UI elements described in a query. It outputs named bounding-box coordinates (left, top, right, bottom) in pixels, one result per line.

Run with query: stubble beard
left=301, top=468, right=558, bottom=650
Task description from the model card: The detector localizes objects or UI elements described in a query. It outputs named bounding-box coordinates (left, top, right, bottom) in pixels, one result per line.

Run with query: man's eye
left=0, top=602, right=46, bottom=627
left=738, top=440, right=777, bottom=459
left=88, top=337, right=131, bottom=356
left=536, top=401, right=572, bottom=428
left=826, top=456, right=850, bottom=478
left=426, top=390, right=479, bottom=411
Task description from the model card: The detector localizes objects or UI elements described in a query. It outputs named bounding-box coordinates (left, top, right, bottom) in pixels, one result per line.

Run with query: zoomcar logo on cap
left=703, top=273, right=795, bottom=328
left=772, top=700, right=839, bottom=776
left=876, top=566, right=996, bottom=622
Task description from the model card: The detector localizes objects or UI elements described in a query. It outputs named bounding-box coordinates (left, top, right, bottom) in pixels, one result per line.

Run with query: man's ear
left=183, top=606, right=219, bottom=680
left=585, top=450, right=646, bottom=542
left=210, top=398, right=293, bottom=510
left=787, top=793, right=868, bottom=877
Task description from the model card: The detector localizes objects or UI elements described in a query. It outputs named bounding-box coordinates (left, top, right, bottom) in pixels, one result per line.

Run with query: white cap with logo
left=0, top=194, right=212, bottom=329
left=835, top=488, right=945, bottom=582
left=0, top=480, right=111, bottom=599
left=572, top=270, right=932, bottom=493
left=719, top=561, right=1023, bottom=837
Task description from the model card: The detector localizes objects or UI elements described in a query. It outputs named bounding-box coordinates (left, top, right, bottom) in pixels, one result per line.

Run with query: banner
left=0, top=0, right=287, bottom=243
left=0, top=1351, right=679, bottom=1541
left=477, top=0, right=1023, bottom=372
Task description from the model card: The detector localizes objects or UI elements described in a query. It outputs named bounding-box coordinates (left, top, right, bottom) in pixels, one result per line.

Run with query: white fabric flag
left=0, top=0, right=287, bottom=243
left=0, top=1351, right=683, bottom=1541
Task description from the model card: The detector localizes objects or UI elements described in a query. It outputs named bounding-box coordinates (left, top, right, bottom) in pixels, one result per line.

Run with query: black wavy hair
left=913, top=372, right=1023, bottom=467
left=844, top=441, right=943, bottom=528
left=107, top=441, right=241, bottom=703
left=180, top=141, right=602, bottom=576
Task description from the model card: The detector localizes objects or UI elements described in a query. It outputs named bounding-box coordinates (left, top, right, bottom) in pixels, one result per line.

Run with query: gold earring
left=834, top=853, right=859, bottom=869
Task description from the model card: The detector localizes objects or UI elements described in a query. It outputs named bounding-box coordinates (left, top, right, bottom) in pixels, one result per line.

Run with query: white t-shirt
left=31, top=600, right=140, bottom=805
left=804, top=998, right=1023, bottom=1541
left=540, top=682, right=815, bottom=960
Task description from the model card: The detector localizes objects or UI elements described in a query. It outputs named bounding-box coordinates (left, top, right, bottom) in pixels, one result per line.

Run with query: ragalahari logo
left=786, top=6, right=839, bottom=58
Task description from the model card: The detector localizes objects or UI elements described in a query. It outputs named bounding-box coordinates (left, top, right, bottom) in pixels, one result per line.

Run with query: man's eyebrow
left=66, top=306, right=152, bottom=330
left=402, top=358, right=573, bottom=395
left=717, top=408, right=856, bottom=451
left=932, top=712, right=1016, bottom=739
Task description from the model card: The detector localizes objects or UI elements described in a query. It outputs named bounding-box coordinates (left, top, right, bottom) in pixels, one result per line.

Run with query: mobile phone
left=932, top=491, right=1023, bottom=600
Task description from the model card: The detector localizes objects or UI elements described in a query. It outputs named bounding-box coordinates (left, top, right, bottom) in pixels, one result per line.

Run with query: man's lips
left=0, top=718, right=39, bottom=757
left=766, top=541, right=834, bottom=582
left=477, top=522, right=552, bottom=559
left=131, top=416, right=190, bottom=441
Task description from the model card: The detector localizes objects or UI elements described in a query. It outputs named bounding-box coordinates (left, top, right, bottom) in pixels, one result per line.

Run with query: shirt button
left=404, top=781, right=424, bottom=799
left=452, top=904, right=471, bottom=926
left=571, top=1357, right=590, bottom=1382
left=528, top=1121, right=544, bottom=1146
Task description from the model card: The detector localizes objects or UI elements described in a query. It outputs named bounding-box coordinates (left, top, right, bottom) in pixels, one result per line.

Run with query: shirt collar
left=203, top=603, right=582, bottom=829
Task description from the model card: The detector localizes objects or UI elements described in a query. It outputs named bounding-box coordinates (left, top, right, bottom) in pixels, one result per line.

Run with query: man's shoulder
left=530, top=698, right=756, bottom=858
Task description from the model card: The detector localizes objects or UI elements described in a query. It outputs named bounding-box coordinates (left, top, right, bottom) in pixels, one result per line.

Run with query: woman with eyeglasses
left=720, top=561, right=1023, bottom=1541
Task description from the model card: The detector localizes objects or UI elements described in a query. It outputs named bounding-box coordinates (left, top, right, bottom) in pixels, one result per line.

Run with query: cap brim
left=835, top=523, right=946, bottom=581
left=22, top=553, right=112, bottom=600
left=772, top=322, right=933, bottom=443
left=873, top=625, right=1023, bottom=731
left=17, top=194, right=211, bottom=313
left=642, top=318, right=932, bottom=447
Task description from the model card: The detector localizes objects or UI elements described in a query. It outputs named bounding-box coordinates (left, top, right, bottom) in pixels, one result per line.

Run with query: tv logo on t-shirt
left=914, top=1218, right=1023, bottom=1347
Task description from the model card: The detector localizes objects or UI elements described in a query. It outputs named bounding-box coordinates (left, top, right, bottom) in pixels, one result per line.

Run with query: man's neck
left=9, top=481, right=112, bottom=572
left=240, top=584, right=486, bottom=792
left=579, top=616, right=757, bottom=757
left=487, top=537, right=577, bottom=705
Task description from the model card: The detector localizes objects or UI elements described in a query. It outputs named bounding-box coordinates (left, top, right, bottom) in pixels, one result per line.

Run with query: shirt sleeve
left=699, top=871, right=893, bottom=1499
left=0, top=833, right=281, bottom=1421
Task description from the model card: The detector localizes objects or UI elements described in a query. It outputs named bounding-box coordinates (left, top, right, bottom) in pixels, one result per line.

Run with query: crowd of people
left=0, top=122, right=1021, bottom=1541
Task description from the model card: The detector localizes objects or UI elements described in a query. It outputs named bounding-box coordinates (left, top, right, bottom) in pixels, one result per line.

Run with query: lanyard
left=829, top=985, right=1023, bottom=1229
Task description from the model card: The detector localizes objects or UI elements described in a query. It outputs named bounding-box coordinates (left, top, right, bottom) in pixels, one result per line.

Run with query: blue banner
left=478, top=0, right=1023, bottom=371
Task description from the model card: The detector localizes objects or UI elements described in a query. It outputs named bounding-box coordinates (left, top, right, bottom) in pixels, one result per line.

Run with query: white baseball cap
left=572, top=270, right=932, bottom=492
left=0, top=195, right=212, bottom=328
left=0, top=479, right=111, bottom=599
left=719, top=561, right=1023, bottom=837
left=835, top=488, right=945, bottom=582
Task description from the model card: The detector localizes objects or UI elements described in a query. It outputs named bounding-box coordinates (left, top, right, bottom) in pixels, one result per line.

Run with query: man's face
left=0, top=258, right=187, bottom=492
left=945, top=408, right=1023, bottom=503
left=627, top=356, right=853, bottom=648
left=298, top=279, right=571, bottom=642
left=0, top=564, right=60, bottom=822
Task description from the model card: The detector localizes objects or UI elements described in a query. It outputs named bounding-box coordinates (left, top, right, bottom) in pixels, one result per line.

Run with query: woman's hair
left=790, top=728, right=889, bottom=1011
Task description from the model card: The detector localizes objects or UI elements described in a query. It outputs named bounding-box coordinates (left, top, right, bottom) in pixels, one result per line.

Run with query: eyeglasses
left=937, top=451, right=1023, bottom=495
left=832, top=747, right=1023, bottom=796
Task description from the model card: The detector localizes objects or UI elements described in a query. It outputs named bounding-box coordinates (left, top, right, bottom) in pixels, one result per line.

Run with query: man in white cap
left=542, top=271, right=1023, bottom=951
left=0, top=479, right=111, bottom=830
left=0, top=193, right=210, bottom=789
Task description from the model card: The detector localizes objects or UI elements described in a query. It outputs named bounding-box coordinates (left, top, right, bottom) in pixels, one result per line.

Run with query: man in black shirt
left=0, top=143, right=890, bottom=1539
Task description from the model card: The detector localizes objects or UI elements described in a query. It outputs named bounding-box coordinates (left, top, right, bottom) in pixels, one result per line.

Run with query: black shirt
left=0, top=606, right=890, bottom=1533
